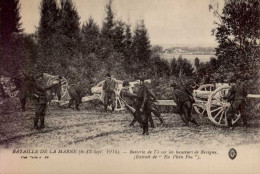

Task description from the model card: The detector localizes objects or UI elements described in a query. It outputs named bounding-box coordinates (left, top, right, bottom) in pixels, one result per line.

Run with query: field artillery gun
left=192, top=83, right=260, bottom=127
left=88, top=79, right=151, bottom=111
left=88, top=80, right=260, bottom=127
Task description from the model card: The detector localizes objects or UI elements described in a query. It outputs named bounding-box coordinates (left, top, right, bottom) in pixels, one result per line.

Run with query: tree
left=123, top=24, right=132, bottom=53
left=112, top=20, right=125, bottom=53
left=150, top=54, right=171, bottom=77
left=181, top=58, right=194, bottom=76
left=81, top=17, right=100, bottom=55
left=101, top=0, right=115, bottom=41
left=59, top=0, right=80, bottom=40
left=1, top=0, right=23, bottom=74
left=122, top=24, right=134, bottom=73
left=0, top=0, right=23, bottom=45
left=171, top=56, right=194, bottom=77
left=37, top=0, right=59, bottom=73
left=211, top=0, right=260, bottom=82
left=132, top=20, right=151, bottom=74
left=58, top=0, right=82, bottom=82
left=151, top=45, right=163, bottom=53
left=38, top=0, right=58, bottom=40
left=194, top=57, right=200, bottom=74
left=37, top=0, right=81, bottom=79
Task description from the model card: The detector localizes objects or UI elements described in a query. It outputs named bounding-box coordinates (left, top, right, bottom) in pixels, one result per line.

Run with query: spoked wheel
left=47, top=76, right=68, bottom=98
left=207, top=86, right=241, bottom=127
left=5, top=81, right=18, bottom=98
left=59, top=77, right=68, bottom=98
left=193, top=84, right=215, bottom=117
left=100, top=89, right=126, bottom=111
left=193, top=102, right=207, bottom=117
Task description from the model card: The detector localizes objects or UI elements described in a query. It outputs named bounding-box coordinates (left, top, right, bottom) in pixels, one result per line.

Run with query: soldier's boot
left=190, top=118, right=199, bottom=126
left=133, top=112, right=144, bottom=128
left=111, top=107, right=115, bottom=112
left=142, top=125, right=149, bottom=135
left=153, top=110, right=164, bottom=124
left=104, top=105, right=108, bottom=113
left=75, top=103, right=80, bottom=111
left=142, top=115, right=149, bottom=135
left=20, top=98, right=26, bottom=112
left=227, top=114, right=233, bottom=130
left=68, top=99, right=73, bottom=108
left=34, top=116, right=39, bottom=129
left=40, top=116, right=45, bottom=129
left=159, top=117, right=164, bottom=124
left=129, top=119, right=137, bottom=126
left=180, top=114, right=189, bottom=126
left=149, top=117, right=155, bottom=128
left=242, top=114, right=248, bottom=127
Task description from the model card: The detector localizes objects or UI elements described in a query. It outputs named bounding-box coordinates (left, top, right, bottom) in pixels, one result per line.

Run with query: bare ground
left=1, top=98, right=260, bottom=150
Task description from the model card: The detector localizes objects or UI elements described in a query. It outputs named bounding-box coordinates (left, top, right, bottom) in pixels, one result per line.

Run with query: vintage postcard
left=0, top=0, right=260, bottom=173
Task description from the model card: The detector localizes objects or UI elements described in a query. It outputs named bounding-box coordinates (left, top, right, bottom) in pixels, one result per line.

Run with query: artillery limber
left=0, top=76, right=18, bottom=98
left=0, top=73, right=68, bottom=100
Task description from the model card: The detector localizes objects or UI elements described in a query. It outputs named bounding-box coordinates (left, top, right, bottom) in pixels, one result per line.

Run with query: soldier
left=120, top=81, right=137, bottom=107
left=102, top=73, right=116, bottom=112
left=11, top=75, right=26, bottom=112
left=171, top=82, right=199, bottom=126
left=224, top=78, right=248, bottom=130
left=128, top=85, right=164, bottom=127
left=11, top=72, right=33, bottom=112
left=120, top=80, right=143, bottom=127
left=34, top=73, right=59, bottom=129
left=136, top=77, right=155, bottom=135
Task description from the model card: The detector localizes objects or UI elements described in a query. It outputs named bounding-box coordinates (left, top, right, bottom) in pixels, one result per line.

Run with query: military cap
left=139, top=76, right=145, bottom=82
left=122, top=80, right=130, bottom=87
left=230, top=76, right=237, bottom=83
left=105, top=73, right=111, bottom=78
left=170, top=82, right=178, bottom=87
left=36, top=73, right=43, bottom=79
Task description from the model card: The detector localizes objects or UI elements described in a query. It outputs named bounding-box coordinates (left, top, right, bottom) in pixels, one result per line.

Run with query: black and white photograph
left=0, top=0, right=260, bottom=173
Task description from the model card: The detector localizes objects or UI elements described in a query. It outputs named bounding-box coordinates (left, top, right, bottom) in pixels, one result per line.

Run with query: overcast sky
left=20, top=0, right=224, bottom=47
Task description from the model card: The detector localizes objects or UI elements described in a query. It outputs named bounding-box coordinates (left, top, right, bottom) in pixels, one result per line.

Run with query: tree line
left=1, top=0, right=259, bottom=94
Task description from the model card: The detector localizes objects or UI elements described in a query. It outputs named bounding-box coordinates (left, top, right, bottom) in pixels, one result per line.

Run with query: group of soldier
left=0, top=72, right=248, bottom=134
left=102, top=73, right=248, bottom=135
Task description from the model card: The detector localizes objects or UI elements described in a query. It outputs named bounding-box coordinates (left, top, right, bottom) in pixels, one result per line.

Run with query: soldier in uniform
left=11, top=75, right=26, bottom=112
left=11, top=72, right=33, bottom=112
left=120, top=80, right=143, bottom=126
left=128, top=85, right=164, bottom=127
left=102, top=73, right=116, bottom=112
left=171, top=82, right=199, bottom=126
left=224, top=78, right=248, bottom=129
left=136, top=77, right=156, bottom=135
left=34, top=73, right=59, bottom=129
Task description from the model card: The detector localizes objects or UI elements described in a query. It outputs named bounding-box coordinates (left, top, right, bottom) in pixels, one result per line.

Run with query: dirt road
left=1, top=101, right=259, bottom=150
